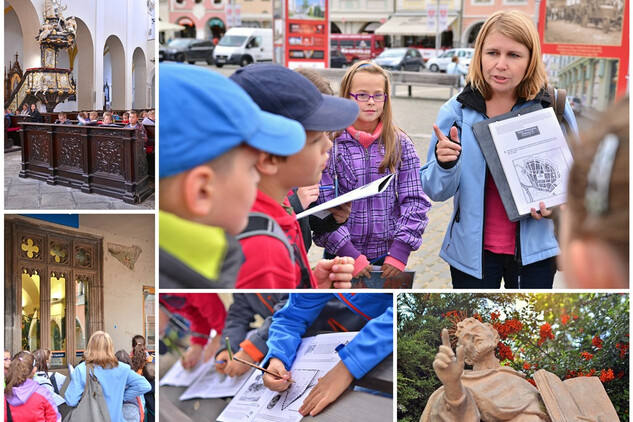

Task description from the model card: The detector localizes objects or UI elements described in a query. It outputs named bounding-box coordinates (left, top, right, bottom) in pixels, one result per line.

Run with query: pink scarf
left=347, top=121, right=383, bottom=149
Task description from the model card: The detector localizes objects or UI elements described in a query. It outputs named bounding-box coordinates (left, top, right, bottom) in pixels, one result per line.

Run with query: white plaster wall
left=76, top=215, right=155, bottom=353
left=4, top=8, right=24, bottom=71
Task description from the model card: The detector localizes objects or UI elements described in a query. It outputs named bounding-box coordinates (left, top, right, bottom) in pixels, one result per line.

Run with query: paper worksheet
left=488, top=107, right=573, bottom=215
left=159, top=358, right=214, bottom=387
left=217, top=331, right=358, bottom=422
left=180, top=366, right=255, bottom=400
left=296, top=174, right=395, bottom=220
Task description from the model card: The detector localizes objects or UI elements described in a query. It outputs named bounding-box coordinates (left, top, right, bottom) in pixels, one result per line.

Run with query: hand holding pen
left=261, top=357, right=294, bottom=392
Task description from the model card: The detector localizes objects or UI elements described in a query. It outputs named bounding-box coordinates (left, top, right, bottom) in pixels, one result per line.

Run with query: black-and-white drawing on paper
left=513, top=148, right=569, bottom=203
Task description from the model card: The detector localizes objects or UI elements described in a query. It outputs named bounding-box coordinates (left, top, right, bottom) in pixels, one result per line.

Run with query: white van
left=213, top=28, right=273, bottom=67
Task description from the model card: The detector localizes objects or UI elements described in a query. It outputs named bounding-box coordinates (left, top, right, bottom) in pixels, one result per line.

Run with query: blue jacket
left=420, top=85, right=578, bottom=279
left=64, top=362, right=151, bottom=422
left=263, top=293, right=393, bottom=379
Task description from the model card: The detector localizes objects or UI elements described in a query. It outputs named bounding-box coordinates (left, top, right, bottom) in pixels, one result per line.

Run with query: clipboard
left=352, top=266, right=415, bottom=288
left=472, top=104, right=543, bottom=222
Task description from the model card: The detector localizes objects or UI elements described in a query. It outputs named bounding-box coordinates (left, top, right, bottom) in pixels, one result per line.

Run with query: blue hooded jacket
left=420, top=85, right=578, bottom=279
left=263, top=293, right=392, bottom=379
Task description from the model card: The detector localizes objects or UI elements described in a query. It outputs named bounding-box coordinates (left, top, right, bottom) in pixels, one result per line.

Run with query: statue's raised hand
left=433, top=328, right=465, bottom=390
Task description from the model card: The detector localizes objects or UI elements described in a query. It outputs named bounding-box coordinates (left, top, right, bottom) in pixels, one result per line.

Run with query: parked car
left=372, top=48, right=423, bottom=71
left=213, top=28, right=273, bottom=68
left=160, top=38, right=215, bottom=64
left=330, top=49, right=347, bottom=68
left=426, top=48, right=474, bottom=72
left=570, top=96, right=582, bottom=115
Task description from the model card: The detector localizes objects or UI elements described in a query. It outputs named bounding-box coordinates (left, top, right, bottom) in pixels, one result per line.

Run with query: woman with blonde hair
left=421, top=10, right=579, bottom=288
left=4, top=351, right=61, bottom=421
left=64, top=331, right=151, bottom=422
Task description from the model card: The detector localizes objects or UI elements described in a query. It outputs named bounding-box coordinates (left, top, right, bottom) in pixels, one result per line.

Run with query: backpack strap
left=50, top=373, right=60, bottom=395
left=236, top=212, right=313, bottom=288
left=236, top=212, right=294, bottom=264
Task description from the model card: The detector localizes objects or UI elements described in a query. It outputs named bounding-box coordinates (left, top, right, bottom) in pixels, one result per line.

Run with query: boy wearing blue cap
left=158, top=63, right=306, bottom=289
left=230, top=64, right=360, bottom=289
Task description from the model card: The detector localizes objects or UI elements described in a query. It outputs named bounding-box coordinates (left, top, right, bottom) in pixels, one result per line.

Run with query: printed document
left=217, top=331, right=358, bottom=422
left=159, top=359, right=214, bottom=387
left=488, top=107, right=573, bottom=215
left=297, top=174, right=395, bottom=219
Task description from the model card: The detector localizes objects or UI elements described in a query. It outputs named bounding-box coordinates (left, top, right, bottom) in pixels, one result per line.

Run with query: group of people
left=159, top=292, right=392, bottom=417
left=4, top=333, right=155, bottom=422
left=159, top=9, right=628, bottom=290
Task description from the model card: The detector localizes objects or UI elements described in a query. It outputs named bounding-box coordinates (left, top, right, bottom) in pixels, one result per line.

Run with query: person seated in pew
left=19, top=104, right=30, bottom=116
left=125, top=110, right=148, bottom=146
left=142, top=110, right=155, bottom=125
left=76, top=111, right=88, bottom=125
left=122, top=112, right=130, bottom=125
left=100, top=112, right=119, bottom=127
left=6, top=108, right=14, bottom=116
left=54, top=112, right=71, bottom=124
left=140, top=110, right=148, bottom=120
left=29, top=104, right=44, bottom=123
left=86, top=111, right=100, bottom=126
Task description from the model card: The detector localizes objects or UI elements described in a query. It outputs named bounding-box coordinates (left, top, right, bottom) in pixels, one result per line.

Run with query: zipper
left=362, top=146, right=372, bottom=255
left=449, top=206, right=460, bottom=238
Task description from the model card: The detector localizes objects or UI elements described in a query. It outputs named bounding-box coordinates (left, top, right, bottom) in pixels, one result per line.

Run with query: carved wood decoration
left=19, top=123, right=153, bottom=204
left=7, top=219, right=103, bottom=367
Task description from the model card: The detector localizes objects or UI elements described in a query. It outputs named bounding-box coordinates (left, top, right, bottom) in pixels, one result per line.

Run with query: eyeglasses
left=349, top=92, right=388, bottom=102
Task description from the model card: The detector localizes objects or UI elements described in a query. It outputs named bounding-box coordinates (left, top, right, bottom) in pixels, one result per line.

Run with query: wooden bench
left=389, top=71, right=460, bottom=97
left=5, top=115, right=31, bottom=152
left=18, top=122, right=153, bottom=204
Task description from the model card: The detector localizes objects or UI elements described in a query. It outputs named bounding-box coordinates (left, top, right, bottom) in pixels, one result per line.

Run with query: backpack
left=546, top=83, right=573, bottom=137
left=122, top=397, right=144, bottom=422
left=236, top=212, right=312, bottom=288
left=62, top=364, right=111, bottom=422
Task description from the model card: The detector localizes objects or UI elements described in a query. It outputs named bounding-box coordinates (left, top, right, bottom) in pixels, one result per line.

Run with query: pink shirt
left=483, top=172, right=517, bottom=255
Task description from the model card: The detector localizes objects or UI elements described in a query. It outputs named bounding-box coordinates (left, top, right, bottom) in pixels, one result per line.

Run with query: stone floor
left=4, top=150, right=155, bottom=210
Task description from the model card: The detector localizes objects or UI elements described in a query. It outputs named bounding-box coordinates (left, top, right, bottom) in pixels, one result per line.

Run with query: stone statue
left=421, top=318, right=550, bottom=422
left=421, top=317, right=620, bottom=422
left=44, top=0, right=66, bottom=19
left=37, top=22, right=55, bottom=41
left=64, top=16, right=77, bottom=35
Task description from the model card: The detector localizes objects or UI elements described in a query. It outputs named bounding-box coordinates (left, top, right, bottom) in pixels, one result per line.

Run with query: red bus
left=330, top=34, right=386, bottom=64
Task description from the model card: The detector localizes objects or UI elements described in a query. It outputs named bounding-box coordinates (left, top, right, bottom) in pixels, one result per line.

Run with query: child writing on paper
left=314, top=61, right=431, bottom=279
left=261, top=293, right=392, bottom=417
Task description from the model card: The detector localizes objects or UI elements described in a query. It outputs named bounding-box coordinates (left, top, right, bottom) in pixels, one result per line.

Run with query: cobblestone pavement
left=4, top=150, right=155, bottom=210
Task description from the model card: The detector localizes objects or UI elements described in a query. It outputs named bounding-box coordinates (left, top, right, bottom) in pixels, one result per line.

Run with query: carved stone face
left=457, top=321, right=498, bottom=365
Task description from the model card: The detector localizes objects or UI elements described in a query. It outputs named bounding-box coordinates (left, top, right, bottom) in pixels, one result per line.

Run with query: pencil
left=225, top=336, right=233, bottom=361
left=232, top=357, right=295, bottom=383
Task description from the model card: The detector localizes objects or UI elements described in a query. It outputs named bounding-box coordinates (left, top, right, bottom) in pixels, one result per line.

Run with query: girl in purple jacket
left=314, top=61, right=431, bottom=279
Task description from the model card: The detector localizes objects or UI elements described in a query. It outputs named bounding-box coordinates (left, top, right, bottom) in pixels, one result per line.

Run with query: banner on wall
left=281, top=0, right=329, bottom=68
left=538, top=0, right=629, bottom=97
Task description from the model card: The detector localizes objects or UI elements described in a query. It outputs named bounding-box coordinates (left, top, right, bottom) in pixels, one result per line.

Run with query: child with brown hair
left=5, top=351, right=61, bottom=421
left=314, top=61, right=431, bottom=279
left=159, top=63, right=306, bottom=288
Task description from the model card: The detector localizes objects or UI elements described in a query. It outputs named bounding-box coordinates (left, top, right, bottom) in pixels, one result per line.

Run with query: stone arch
left=73, top=17, right=95, bottom=110
left=462, top=21, right=484, bottom=47
left=205, top=17, right=226, bottom=40
left=148, top=68, right=155, bottom=109
left=103, top=35, right=125, bottom=109
left=5, top=0, right=40, bottom=69
left=176, top=17, right=197, bottom=38
left=132, top=47, right=147, bottom=109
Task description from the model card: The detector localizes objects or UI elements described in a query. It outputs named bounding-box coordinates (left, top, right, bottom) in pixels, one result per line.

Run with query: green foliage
left=397, top=293, right=629, bottom=422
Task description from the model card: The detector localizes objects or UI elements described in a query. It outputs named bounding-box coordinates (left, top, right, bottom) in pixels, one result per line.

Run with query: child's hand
left=262, top=358, right=293, bottom=392
left=203, top=334, right=222, bottom=364
left=181, top=344, right=203, bottom=370
left=433, top=124, right=461, bottom=163
left=214, top=349, right=230, bottom=373
left=380, top=263, right=402, bottom=278
left=297, top=185, right=320, bottom=209
left=299, top=360, right=354, bottom=416
left=329, top=202, right=351, bottom=224
left=313, top=257, right=354, bottom=289
left=224, top=350, right=256, bottom=377
left=355, top=265, right=372, bottom=280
